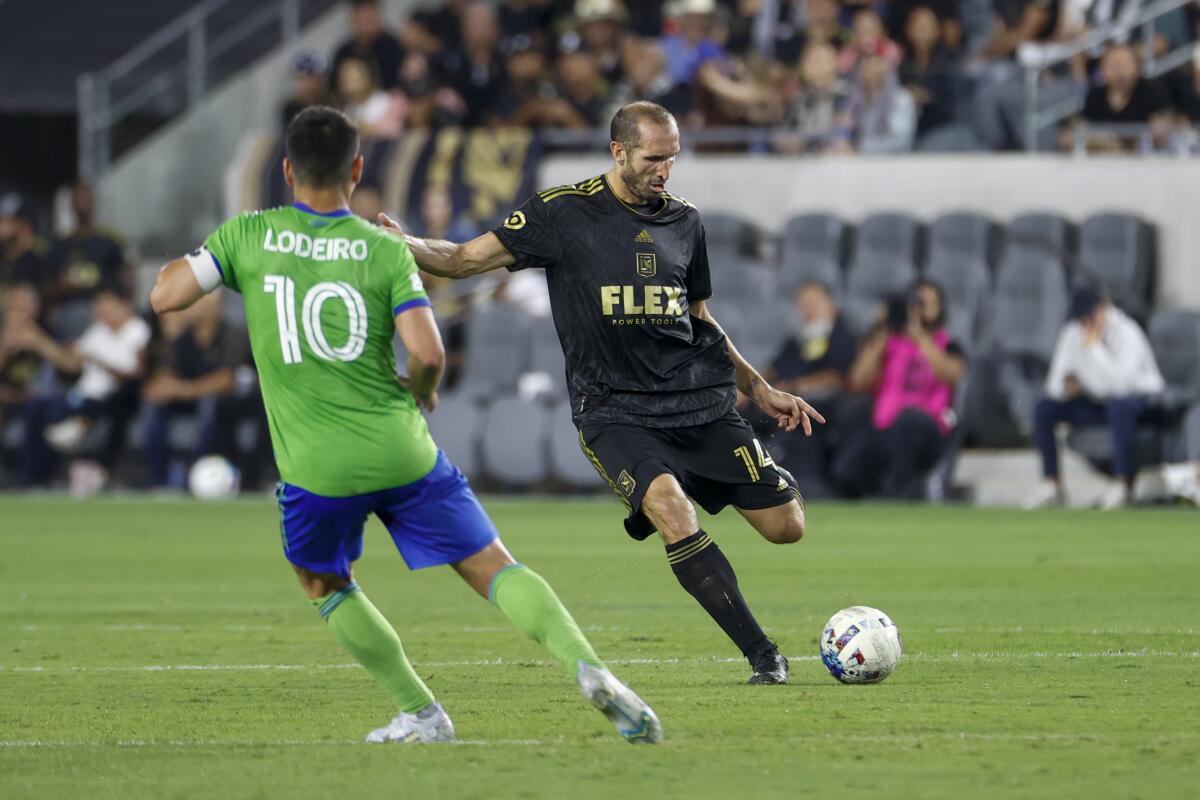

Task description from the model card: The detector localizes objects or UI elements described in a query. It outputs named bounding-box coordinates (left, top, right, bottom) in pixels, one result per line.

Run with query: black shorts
left=578, top=411, right=802, bottom=540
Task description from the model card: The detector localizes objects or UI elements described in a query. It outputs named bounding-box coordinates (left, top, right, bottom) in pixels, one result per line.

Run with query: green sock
left=314, top=583, right=434, bottom=713
left=490, top=564, right=602, bottom=678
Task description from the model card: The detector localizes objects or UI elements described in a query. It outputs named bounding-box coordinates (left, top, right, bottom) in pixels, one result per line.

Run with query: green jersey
left=188, top=203, right=437, bottom=496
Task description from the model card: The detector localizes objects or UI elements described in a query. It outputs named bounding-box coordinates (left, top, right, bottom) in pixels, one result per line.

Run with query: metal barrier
left=77, top=0, right=332, bottom=180
left=1022, top=0, right=1195, bottom=151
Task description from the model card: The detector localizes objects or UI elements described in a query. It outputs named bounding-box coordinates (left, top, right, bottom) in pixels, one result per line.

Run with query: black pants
left=832, top=402, right=947, bottom=499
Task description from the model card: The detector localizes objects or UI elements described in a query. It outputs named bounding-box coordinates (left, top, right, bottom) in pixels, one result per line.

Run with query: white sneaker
left=365, top=701, right=455, bottom=744
left=45, top=416, right=89, bottom=452
left=1161, top=463, right=1200, bottom=505
left=1023, top=482, right=1065, bottom=510
left=577, top=662, right=663, bottom=744
left=1096, top=482, right=1131, bottom=511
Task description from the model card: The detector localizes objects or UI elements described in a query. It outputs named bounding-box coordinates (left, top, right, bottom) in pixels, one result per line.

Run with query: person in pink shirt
left=834, top=279, right=967, bottom=498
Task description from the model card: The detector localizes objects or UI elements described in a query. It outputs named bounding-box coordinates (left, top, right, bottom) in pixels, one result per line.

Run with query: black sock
left=666, top=530, right=770, bottom=660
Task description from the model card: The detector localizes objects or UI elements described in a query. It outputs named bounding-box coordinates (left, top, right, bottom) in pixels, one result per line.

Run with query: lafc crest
left=636, top=252, right=656, bottom=278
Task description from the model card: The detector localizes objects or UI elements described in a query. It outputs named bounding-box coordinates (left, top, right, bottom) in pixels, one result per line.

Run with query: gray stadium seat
left=424, top=393, right=481, bottom=479
left=1006, top=212, right=1073, bottom=268
left=547, top=399, right=606, bottom=490
left=739, top=300, right=796, bottom=368
left=929, top=212, right=997, bottom=268
left=844, top=213, right=921, bottom=336
left=925, top=215, right=993, bottom=347
left=1186, top=403, right=1200, bottom=461
left=454, top=304, right=532, bottom=397
left=479, top=395, right=548, bottom=487
left=526, top=315, right=567, bottom=392
left=708, top=257, right=773, bottom=306
left=1077, top=213, right=1154, bottom=322
left=703, top=212, right=755, bottom=256
left=990, top=248, right=1069, bottom=430
left=778, top=213, right=847, bottom=295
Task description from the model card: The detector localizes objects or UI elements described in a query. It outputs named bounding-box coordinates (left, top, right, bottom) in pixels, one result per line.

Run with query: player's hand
left=397, top=375, right=438, bottom=412
left=376, top=212, right=406, bottom=236
left=754, top=385, right=826, bottom=435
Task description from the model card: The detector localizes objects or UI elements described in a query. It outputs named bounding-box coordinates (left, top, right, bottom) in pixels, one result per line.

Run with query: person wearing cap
left=574, top=0, right=628, bottom=85
left=282, top=52, right=331, bottom=131
left=1027, top=287, right=1166, bottom=510
left=1, top=194, right=52, bottom=296
left=661, top=0, right=728, bottom=85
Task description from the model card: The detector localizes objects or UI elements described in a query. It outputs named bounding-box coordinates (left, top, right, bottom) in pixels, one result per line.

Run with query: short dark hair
left=610, top=101, right=676, bottom=151
left=285, top=106, right=360, bottom=188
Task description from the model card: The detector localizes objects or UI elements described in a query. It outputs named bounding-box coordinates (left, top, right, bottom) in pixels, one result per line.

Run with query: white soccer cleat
left=1161, top=463, right=1200, bottom=505
left=576, top=662, right=663, bottom=744
left=1023, top=481, right=1066, bottom=510
left=1095, top=482, right=1131, bottom=511
left=364, top=701, right=455, bottom=744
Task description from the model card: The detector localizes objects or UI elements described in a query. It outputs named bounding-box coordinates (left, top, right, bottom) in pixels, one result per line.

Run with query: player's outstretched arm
left=692, top=300, right=826, bottom=435
left=395, top=305, right=445, bottom=412
left=376, top=213, right=515, bottom=279
left=149, top=258, right=206, bottom=314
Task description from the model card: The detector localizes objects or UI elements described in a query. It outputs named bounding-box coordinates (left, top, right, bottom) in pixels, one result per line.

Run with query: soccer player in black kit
left=379, top=101, right=824, bottom=684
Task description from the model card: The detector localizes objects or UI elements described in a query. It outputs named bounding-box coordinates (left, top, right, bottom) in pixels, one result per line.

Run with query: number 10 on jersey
left=264, top=275, right=369, bottom=364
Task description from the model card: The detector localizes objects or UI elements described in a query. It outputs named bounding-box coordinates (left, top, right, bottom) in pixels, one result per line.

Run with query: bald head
left=610, top=101, right=677, bottom=152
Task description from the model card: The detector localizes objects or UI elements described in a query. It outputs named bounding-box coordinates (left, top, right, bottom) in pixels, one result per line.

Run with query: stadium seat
left=1186, top=403, right=1200, bottom=461
left=738, top=300, right=795, bottom=368
left=479, top=395, right=548, bottom=487
left=843, top=213, right=922, bottom=335
left=1077, top=213, right=1154, bottom=322
left=1006, top=212, right=1074, bottom=270
left=925, top=213, right=996, bottom=346
left=526, top=315, right=567, bottom=393
left=703, top=212, right=756, bottom=256
left=424, top=393, right=482, bottom=479
left=546, top=399, right=606, bottom=490
left=708, top=256, right=773, bottom=306
left=778, top=213, right=848, bottom=295
left=990, top=247, right=1069, bottom=430
left=453, top=304, right=533, bottom=398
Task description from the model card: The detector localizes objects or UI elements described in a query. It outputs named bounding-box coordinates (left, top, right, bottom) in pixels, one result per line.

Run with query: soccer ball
left=820, top=606, right=902, bottom=684
left=187, top=455, right=241, bottom=500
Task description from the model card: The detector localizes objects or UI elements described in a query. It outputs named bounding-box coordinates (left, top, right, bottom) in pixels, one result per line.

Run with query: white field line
left=1, top=731, right=1193, bottom=750
left=2, top=650, right=1199, bottom=675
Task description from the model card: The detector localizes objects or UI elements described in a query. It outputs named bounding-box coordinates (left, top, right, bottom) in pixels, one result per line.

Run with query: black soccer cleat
left=747, top=645, right=789, bottom=685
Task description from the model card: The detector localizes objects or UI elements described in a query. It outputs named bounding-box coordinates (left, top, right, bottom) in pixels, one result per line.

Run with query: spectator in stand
left=1068, top=43, right=1175, bottom=153
left=797, top=0, right=853, bottom=54
left=779, top=41, right=848, bottom=152
left=697, top=56, right=785, bottom=127
left=334, top=56, right=402, bottom=138
left=14, top=284, right=149, bottom=492
left=141, top=293, right=255, bottom=489
left=396, top=51, right=462, bottom=128
left=445, top=0, right=506, bottom=126
left=329, top=0, right=404, bottom=91
left=492, top=35, right=559, bottom=125
left=0, top=284, right=43, bottom=419
left=900, top=5, right=962, bottom=140
left=424, top=0, right=469, bottom=55
left=499, top=0, right=557, bottom=47
left=836, top=54, right=918, bottom=152
left=350, top=183, right=385, bottom=222
left=888, top=0, right=964, bottom=52
left=281, top=52, right=331, bottom=131
left=834, top=280, right=967, bottom=498
left=1027, top=287, right=1166, bottom=510
left=573, top=0, right=629, bottom=85
left=837, top=8, right=903, bottom=75
left=0, top=194, right=52, bottom=297
left=662, top=0, right=728, bottom=85
left=607, top=37, right=696, bottom=121
left=553, top=50, right=613, bottom=127
left=762, top=281, right=857, bottom=498
left=50, top=182, right=132, bottom=322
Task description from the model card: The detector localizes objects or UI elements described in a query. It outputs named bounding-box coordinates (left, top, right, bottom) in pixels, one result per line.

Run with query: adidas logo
left=634, top=229, right=653, bottom=244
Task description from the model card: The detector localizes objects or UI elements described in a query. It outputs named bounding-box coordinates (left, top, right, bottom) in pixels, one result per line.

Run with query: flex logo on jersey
left=599, top=285, right=685, bottom=320
left=263, top=230, right=368, bottom=261
left=636, top=252, right=656, bottom=278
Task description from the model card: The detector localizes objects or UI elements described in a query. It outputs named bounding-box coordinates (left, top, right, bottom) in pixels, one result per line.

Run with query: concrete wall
left=542, top=154, right=1200, bottom=310
left=96, top=0, right=416, bottom=256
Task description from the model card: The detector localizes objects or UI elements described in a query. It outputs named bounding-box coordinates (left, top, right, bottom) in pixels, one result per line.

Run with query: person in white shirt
left=14, top=285, right=149, bottom=490
left=1027, top=287, right=1165, bottom=510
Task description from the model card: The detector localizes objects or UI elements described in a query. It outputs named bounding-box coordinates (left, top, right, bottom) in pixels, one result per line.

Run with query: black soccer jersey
left=492, top=174, right=736, bottom=428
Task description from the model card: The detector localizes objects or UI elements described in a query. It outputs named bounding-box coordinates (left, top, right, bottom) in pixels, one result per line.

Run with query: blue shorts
left=275, top=451, right=499, bottom=578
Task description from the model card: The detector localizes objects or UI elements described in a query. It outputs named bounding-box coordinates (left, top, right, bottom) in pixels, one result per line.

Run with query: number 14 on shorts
left=734, top=440, right=774, bottom=482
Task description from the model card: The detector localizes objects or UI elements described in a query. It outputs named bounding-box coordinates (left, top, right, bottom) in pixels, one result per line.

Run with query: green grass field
left=1, top=497, right=1197, bottom=799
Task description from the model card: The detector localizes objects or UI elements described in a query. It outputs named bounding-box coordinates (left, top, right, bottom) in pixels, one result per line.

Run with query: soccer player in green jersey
left=149, top=107, right=661, bottom=744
